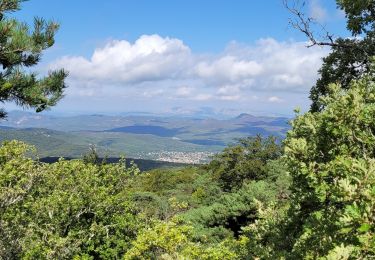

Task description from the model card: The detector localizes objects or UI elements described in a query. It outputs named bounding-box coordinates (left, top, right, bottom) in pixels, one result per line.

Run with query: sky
left=9, top=0, right=349, bottom=117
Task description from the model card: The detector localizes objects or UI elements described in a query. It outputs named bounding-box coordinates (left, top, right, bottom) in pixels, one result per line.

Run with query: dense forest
left=1, top=0, right=375, bottom=259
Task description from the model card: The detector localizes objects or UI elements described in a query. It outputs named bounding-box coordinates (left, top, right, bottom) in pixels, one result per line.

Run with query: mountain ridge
left=0, top=111, right=290, bottom=162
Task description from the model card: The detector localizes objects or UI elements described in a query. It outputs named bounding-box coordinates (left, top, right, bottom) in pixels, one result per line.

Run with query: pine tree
left=0, top=0, right=67, bottom=118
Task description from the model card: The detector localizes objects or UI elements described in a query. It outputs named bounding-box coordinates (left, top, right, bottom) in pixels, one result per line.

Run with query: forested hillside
left=0, top=0, right=375, bottom=259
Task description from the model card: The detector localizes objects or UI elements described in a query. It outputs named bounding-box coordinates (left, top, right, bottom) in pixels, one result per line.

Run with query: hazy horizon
left=3, top=106, right=293, bottom=119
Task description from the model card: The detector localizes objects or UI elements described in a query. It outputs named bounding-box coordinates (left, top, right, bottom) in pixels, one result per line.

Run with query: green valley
left=0, top=111, right=289, bottom=162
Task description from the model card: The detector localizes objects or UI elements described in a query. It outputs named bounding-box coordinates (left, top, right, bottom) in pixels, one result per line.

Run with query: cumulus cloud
left=50, top=34, right=328, bottom=109
left=52, top=34, right=191, bottom=84
left=195, top=56, right=263, bottom=83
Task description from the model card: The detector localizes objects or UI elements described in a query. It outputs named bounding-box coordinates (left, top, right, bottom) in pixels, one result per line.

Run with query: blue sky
left=10, top=0, right=348, bottom=116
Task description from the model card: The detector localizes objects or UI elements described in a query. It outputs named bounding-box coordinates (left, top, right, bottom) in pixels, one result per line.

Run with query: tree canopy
left=286, top=0, right=375, bottom=111
left=206, top=135, right=282, bottom=191
left=284, top=67, right=375, bottom=258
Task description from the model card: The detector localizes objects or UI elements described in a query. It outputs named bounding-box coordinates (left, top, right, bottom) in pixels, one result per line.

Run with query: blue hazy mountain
left=0, top=111, right=290, bottom=161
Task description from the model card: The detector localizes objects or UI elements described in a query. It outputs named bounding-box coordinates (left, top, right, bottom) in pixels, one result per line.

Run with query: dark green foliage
left=0, top=138, right=290, bottom=259
left=337, top=0, right=375, bottom=35
left=234, top=69, right=375, bottom=259
left=181, top=159, right=290, bottom=243
left=135, top=167, right=197, bottom=195
left=240, top=66, right=375, bottom=259
left=206, top=135, right=282, bottom=191
left=310, top=37, right=375, bottom=111
left=283, top=69, right=375, bottom=258
left=183, top=181, right=281, bottom=239
left=0, top=0, right=67, bottom=118
left=0, top=141, right=143, bottom=259
left=0, top=141, right=38, bottom=258
left=310, top=0, right=375, bottom=111
left=128, top=167, right=223, bottom=221
left=82, top=144, right=102, bottom=165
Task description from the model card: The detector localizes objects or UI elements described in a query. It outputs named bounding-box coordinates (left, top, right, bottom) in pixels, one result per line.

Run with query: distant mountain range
left=0, top=111, right=291, bottom=162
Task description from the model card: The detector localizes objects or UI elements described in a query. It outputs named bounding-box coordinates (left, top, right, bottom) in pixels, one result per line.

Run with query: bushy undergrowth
left=2, top=69, right=375, bottom=259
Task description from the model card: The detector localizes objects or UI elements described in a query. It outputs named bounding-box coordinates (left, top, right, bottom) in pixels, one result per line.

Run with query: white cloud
left=252, top=38, right=327, bottom=91
left=271, top=74, right=303, bottom=87
left=195, top=56, right=262, bottom=83
left=52, top=34, right=191, bottom=84
left=50, top=34, right=328, bottom=111
left=268, top=96, right=284, bottom=103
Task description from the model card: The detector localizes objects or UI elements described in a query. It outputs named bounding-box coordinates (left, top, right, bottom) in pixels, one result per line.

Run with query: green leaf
left=357, top=223, right=371, bottom=233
